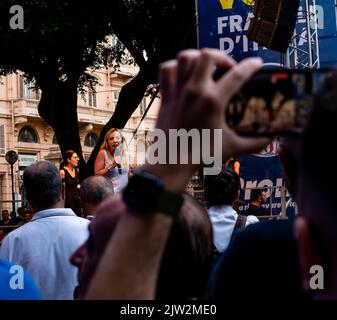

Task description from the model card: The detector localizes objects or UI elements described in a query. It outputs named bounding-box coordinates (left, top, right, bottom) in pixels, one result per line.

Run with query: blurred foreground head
left=295, top=69, right=337, bottom=299
left=71, top=194, right=213, bottom=299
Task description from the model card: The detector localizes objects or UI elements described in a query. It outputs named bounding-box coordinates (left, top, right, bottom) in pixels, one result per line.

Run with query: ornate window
left=0, top=124, right=5, bottom=155
left=19, top=76, right=40, bottom=100
left=88, top=86, right=97, bottom=107
left=84, top=132, right=98, bottom=147
left=113, top=90, right=120, bottom=109
left=18, top=126, right=39, bottom=143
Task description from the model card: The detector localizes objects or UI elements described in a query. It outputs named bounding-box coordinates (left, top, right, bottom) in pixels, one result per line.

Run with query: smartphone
left=219, top=68, right=332, bottom=136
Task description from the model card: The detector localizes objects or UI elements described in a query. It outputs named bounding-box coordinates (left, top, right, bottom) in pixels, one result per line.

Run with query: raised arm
left=94, top=150, right=116, bottom=176
left=85, top=49, right=270, bottom=300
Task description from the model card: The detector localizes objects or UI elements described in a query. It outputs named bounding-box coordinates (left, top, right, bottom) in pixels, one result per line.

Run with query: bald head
left=80, top=176, right=114, bottom=217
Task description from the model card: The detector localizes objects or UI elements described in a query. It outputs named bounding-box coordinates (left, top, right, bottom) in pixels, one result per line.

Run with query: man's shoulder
left=8, top=210, right=89, bottom=234
left=64, top=215, right=90, bottom=226
left=244, top=218, right=293, bottom=233
left=237, top=219, right=294, bottom=246
left=35, top=209, right=88, bottom=222
left=225, top=219, right=298, bottom=264
left=1, top=221, right=39, bottom=249
left=3, top=222, right=29, bottom=237
left=210, top=219, right=304, bottom=300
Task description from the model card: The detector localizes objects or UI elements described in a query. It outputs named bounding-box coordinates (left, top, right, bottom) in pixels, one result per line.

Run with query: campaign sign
left=237, top=140, right=296, bottom=218
left=198, top=0, right=282, bottom=64
left=198, top=0, right=337, bottom=66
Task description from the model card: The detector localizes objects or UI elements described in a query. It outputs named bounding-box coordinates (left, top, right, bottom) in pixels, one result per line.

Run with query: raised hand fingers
left=217, top=57, right=263, bottom=103
left=176, top=50, right=200, bottom=89
left=159, top=59, right=177, bottom=105
left=191, top=48, right=236, bottom=83
left=176, top=49, right=236, bottom=88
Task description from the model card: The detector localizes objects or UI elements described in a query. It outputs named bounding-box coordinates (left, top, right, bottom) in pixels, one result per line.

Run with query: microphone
left=114, top=147, right=122, bottom=174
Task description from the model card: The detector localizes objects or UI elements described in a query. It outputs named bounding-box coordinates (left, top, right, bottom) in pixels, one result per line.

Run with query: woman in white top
left=94, top=128, right=129, bottom=193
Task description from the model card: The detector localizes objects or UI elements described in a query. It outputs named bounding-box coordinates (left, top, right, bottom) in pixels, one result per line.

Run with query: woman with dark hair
left=59, top=150, right=82, bottom=216
left=94, top=128, right=129, bottom=193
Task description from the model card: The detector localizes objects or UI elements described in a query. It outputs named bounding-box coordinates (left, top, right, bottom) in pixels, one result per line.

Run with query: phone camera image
left=225, top=69, right=329, bottom=136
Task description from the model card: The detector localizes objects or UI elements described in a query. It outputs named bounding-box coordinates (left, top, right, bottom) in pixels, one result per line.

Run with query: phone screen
left=224, top=69, right=331, bottom=136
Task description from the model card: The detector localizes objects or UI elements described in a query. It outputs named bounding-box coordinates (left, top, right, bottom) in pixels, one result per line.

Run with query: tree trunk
left=38, top=78, right=86, bottom=175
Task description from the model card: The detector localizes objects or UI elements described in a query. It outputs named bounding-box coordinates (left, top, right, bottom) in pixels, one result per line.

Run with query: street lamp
left=5, top=150, right=18, bottom=213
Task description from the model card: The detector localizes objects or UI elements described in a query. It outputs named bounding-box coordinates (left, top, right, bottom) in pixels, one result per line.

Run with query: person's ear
left=294, top=216, right=324, bottom=292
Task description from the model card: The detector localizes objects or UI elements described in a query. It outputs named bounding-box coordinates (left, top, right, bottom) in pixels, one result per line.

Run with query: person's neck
left=66, top=164, right=75, bottom=171
left=34, top=201, right=65, bottom=213
left=82, top=204, right=97, bottom=217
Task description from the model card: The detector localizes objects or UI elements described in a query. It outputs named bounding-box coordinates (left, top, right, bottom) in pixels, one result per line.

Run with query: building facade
left=0, top=64, right=160, bottom=211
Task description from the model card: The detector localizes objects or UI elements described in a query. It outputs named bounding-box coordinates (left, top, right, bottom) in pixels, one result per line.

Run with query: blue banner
left=237, top=140, right=296, bottom=218
left=198, top=0, right=337, bottom=66
left=198, top=0, right=282, bottom=65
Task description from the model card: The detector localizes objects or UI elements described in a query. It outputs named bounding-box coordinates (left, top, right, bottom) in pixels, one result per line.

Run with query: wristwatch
left=122, top=168, right=184, bottom=217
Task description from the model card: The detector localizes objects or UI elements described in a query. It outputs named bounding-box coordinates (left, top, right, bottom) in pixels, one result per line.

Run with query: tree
left=0, top=0, right=196, bottom=177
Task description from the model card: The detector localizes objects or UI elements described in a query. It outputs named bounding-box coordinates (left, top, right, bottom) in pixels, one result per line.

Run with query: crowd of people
left=0, top=48, right=336, bottom=300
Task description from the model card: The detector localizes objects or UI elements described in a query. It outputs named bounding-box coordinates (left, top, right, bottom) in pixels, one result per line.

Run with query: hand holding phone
left=219, top=68, right=331, bottom=136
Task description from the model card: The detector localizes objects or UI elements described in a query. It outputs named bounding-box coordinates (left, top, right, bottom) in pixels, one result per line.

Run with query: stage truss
left=283, top=0, right=320, bottom=68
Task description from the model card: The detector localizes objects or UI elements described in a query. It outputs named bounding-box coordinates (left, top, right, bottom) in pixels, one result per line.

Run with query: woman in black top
left=59, top=150, right=82, bottom=216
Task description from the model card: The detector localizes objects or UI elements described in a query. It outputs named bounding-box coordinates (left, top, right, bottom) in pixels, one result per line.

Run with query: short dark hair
left=204, top=167, right=240, bottom=206
left=80, top=176, right=114, bottom=205
left=23, top=161, right=62, bottom=211
left=63, top=150, right=76, bottom=162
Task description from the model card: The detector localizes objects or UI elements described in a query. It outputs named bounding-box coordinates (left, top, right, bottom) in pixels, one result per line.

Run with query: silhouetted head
left=80, top=176, right=114, bottom=217
left=71, top=194, right=213, bottom=299
left=295, top=69, right=337, bottom=299
left=204, top=167, right=240, bottom=207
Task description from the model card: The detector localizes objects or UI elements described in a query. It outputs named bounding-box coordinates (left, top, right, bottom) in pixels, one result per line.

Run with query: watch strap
left=157, top=190, right=184, bottom=217
left=123, top=169, right=184, bottom=217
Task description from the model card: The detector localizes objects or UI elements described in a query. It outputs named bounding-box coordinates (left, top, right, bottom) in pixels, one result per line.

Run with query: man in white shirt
left=205, top=167, right=259, bottom=253
left=0, top=161, right=89, bottom=300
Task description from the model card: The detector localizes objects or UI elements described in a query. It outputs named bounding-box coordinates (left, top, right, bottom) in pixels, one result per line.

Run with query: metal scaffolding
left=284, top=0, right=320, bottom=68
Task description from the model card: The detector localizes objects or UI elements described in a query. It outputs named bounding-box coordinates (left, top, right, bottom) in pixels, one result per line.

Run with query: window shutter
left=0, top=124, right=5, bottom=155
